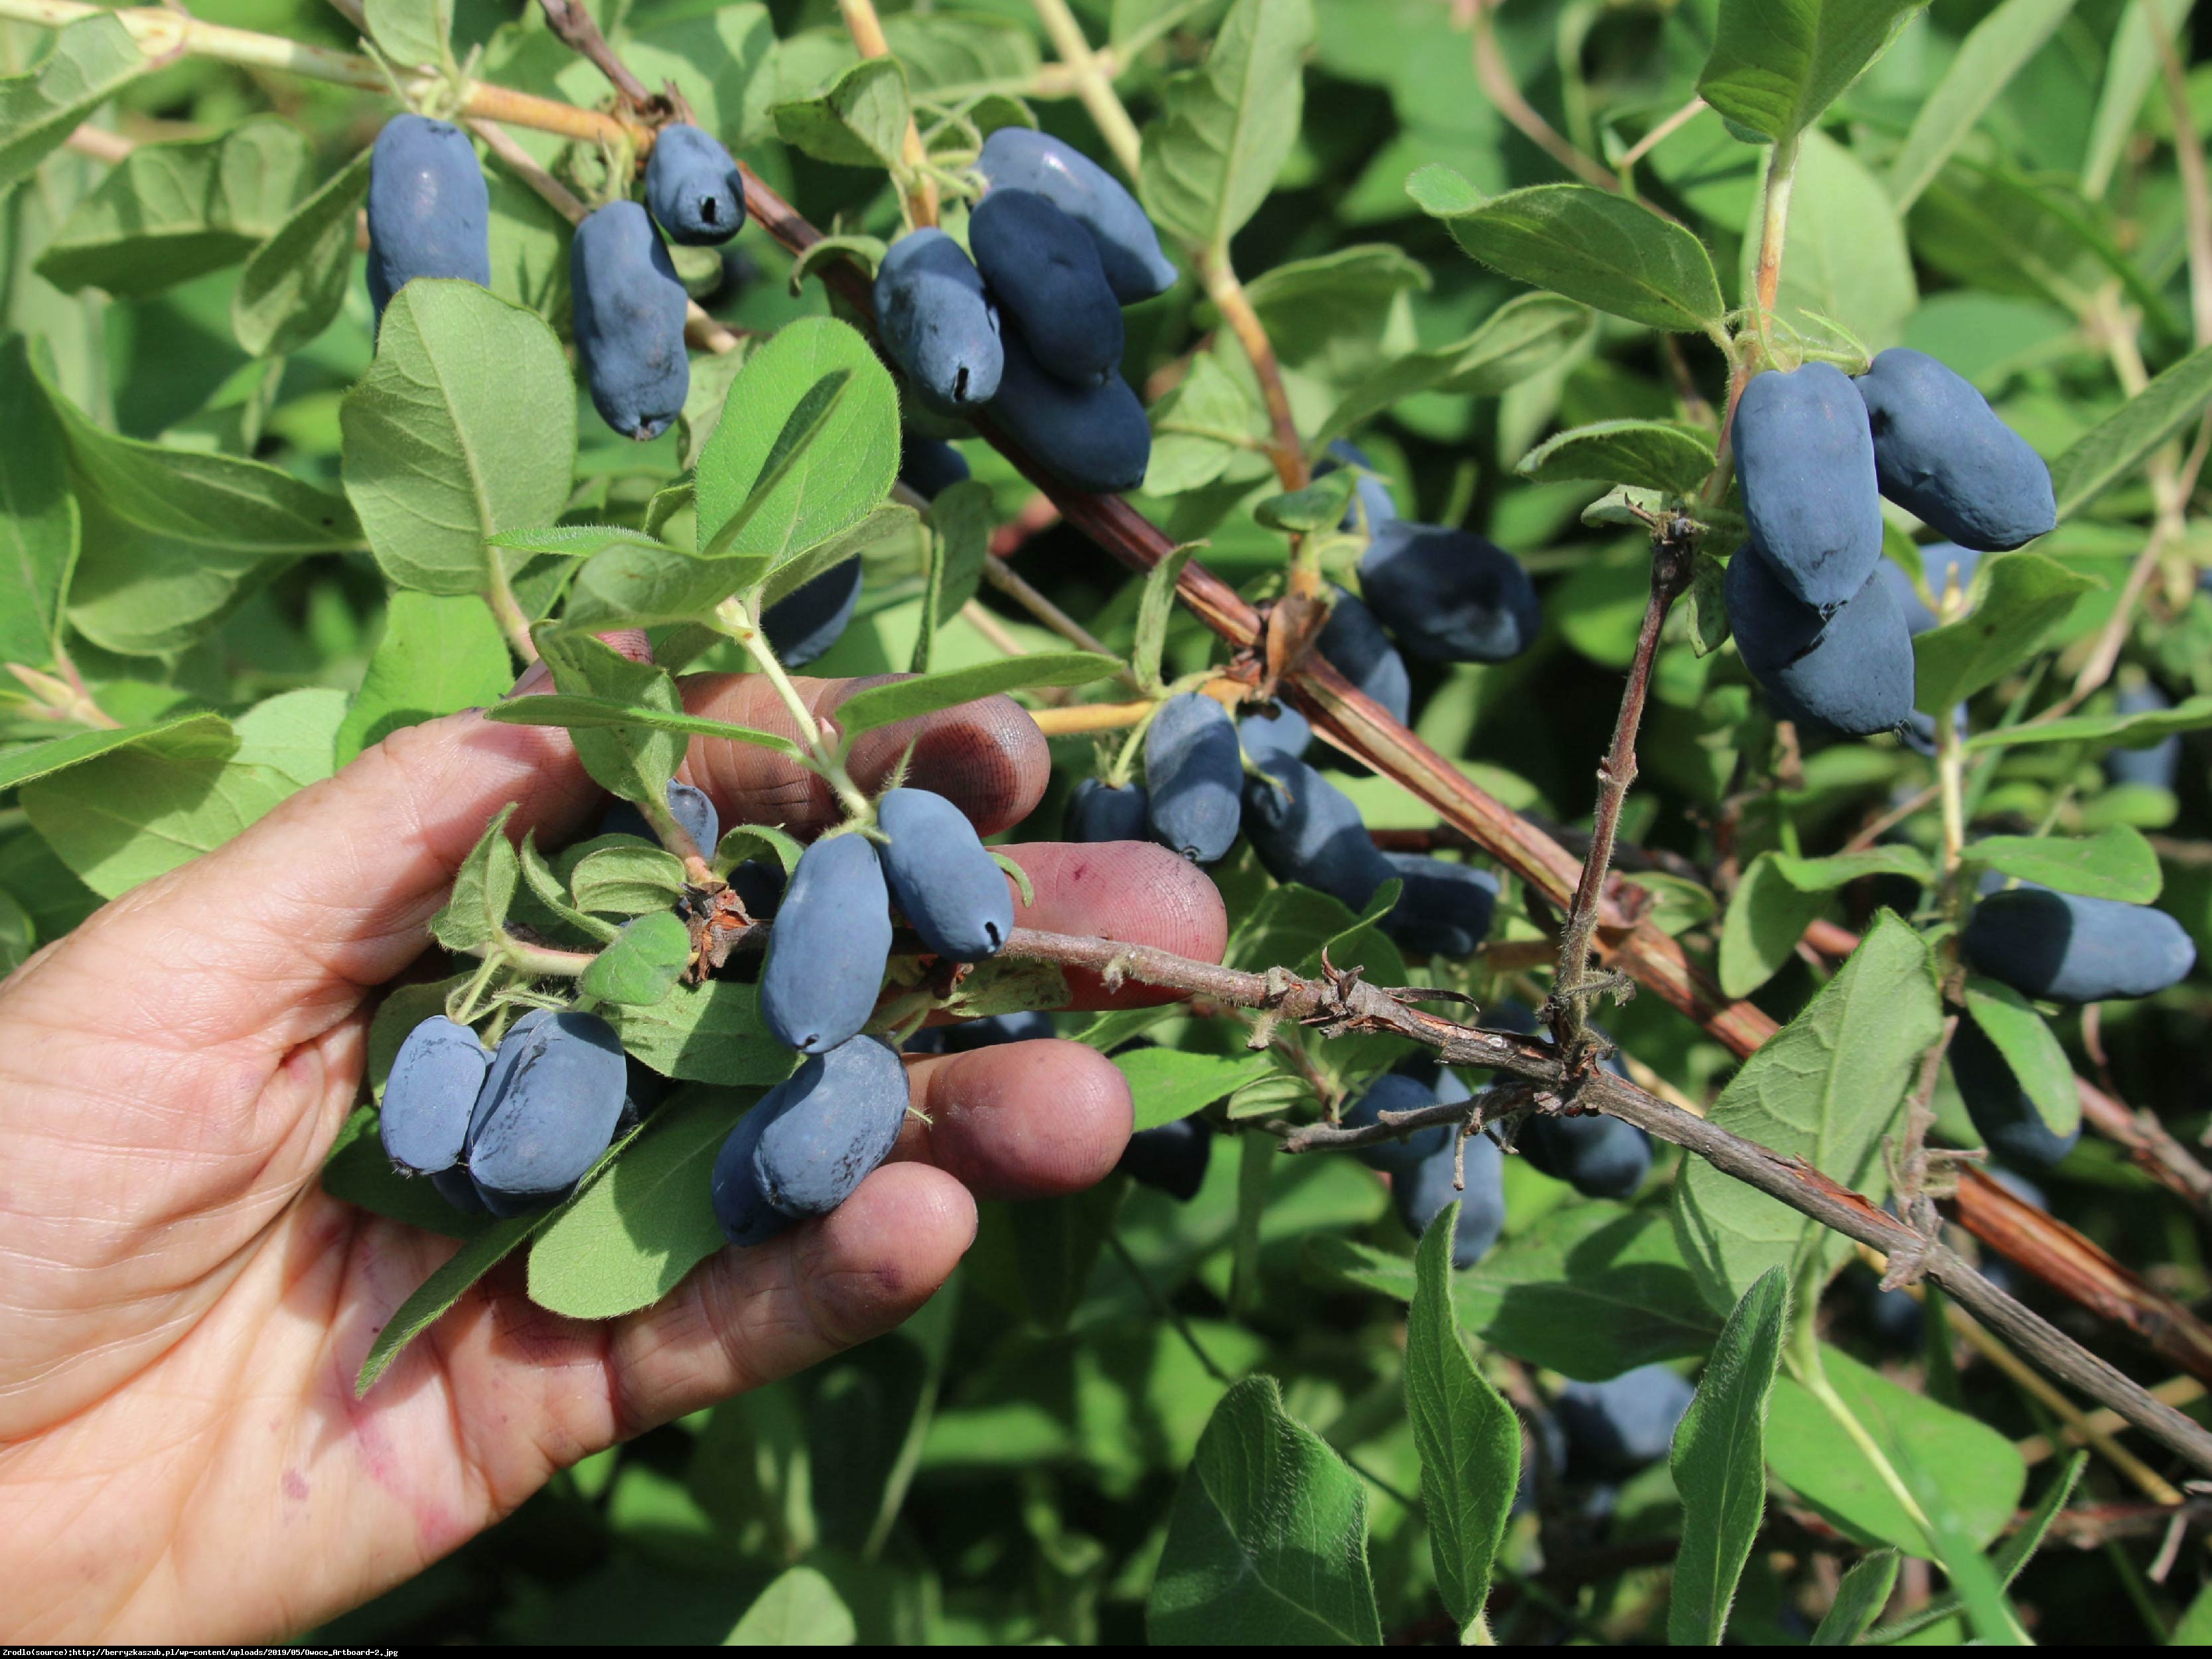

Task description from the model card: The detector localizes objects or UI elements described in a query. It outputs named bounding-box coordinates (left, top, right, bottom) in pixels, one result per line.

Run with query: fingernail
left=506, top=658, right=555, bottom=699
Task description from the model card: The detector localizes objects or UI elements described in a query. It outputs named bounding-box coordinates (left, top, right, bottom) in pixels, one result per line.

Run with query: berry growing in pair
left=711, top=1035, right=909, bottom=1245
left=1554, top=1366, right=1695, bottom=1479
left=600, top=778, right=720, bottom=855
left=877, top=787, right=1015, bottom=960
left=1394, top=1133, right=1507, bottom=1269
left=975, top=127, right=1177, bottom=305
left=1066, top=777, right=1151, bottom=842
left=1146, top=692, right=1243, bottom=863
left=366, top=114, right=491, bottom=328
left=1317, top=587, right=1412, bottom=725
left=1960, top=884, right=2195, bottom=1004
left=380, top=1015, right=490, bottom=1175
left=1726, top=540, right=1915, bottom=735
left=1238, top=705, right=1311, bottom=763
left=1379, top=853, right=1497, bottom=958
left=1949, top=1015, right=2080, bottom=1169
left=644, top=123, right=745, bottom=246
left=1118, top=1117, right=1212, bottom=1200
left=1359, top=523, right=1542, bottom=664
left=762, top=559, right=862, bottom=668
left=899, top=431, right=971, bottom=500
left=761, top=831, right=893, bottom=1053
left=1518, top=1108, right=1651, bottom=1201
left=969, top=187, right=1124, bottom=388
left=466, top=1010, right=628, bottom=1214
left=903, top=1009, right=1055, bottom=1054
left=1242, top=751, right=1394, bottom=910
left=1856, top=348, right=2055, bottom=551
left=874, top=229, right=1002, bottom=411
left=1733, top=362, right=1885, bottom=614
left=987, top=327, right=1151, bottom=493
left=571, top=200, right=690, bottom=441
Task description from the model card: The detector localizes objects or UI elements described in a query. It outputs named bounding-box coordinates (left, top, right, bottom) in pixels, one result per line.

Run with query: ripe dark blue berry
left=1856, top=348, right=2056, bottom=552
left=381, top=1015, right=490, bottom=1175
left=1733, top=362, right=1885, bottom=613
left=1117, top=1117, right=1212, bottom=1200
left=465, top=1010, right=627, bottom=1206
left=366, top=114, right=490, bottom=328
left=751, top=1035, right=910, bottom=1218
left=1949, top=1015, right=2079, bottom=1169
left=600, top=779, right=719, bottom=852
left=1359, top=523, right=1542, bottom=664
left=875, top=229, right=1002, bottom=412
left=1342, top=1071, right=1449, bottom=1173
left=1960, top=885, right=2196, bottom=1003
left=938, top=1010, right=1056, bottom=1050
left=1239, top=705, right=1312, bottom=762
left=969, top=187, right=1125, bottom=388
left=1554, top=1365, right=1694, bottom=1478
left=1145, top=692, right=1243, bottom=864
left=1316, top=587, right=1412, bottom=725
left=1517, top=1111, right=1652, bottom=1200
left=1727, top=543, right=1915, bottom=736
left=762, top=558, right=862, bottom=668
left=987, top=326, right=1150, bottom=494
left=1241, top=752, right=1392, bottom=910
left=761, top=832, right=895, bottom=1053
left=976, top=127, right=1177, bottom=304
left=710, top=1092, right=797, bottom=1247
left=877, top=787, right=1015, bottom=960
left=1066, top=777, right=1151, bottom=842
left=1380, top=854, right=1497, bottom=958
left=644, top=123, right=745, bottom=246
left=899, top=431, right=971, bottom=500
left=571, top=200, right=690, bottom=441
left=1394, top=1133, right=1506, bottom=1269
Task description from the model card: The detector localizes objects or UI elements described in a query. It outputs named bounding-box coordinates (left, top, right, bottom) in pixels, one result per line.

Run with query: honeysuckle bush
left=8, top=0, right=2212, bottom=1644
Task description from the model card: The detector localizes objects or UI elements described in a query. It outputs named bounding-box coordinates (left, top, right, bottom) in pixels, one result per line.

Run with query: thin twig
left=1615, top=96, right=1706, bottom=183
left=1467, top=0, right=1616, bottom=189
left=537, top=0, right=659, bottom=113
left=1027, top=0, right=1143, bottom=178
left=1203, top=257, right=1309, bottom=491
left=840, top=0, right=938, bottom=226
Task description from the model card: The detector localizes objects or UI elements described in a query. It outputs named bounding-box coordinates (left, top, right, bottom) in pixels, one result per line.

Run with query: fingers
left=605, top=1161, right=975, bottom=1434
left=676, top=672, right=1049, bottom=839
left=895, top=1039, right=1134, bottom=1200
left=999, top=841, right=1230, bottom=1007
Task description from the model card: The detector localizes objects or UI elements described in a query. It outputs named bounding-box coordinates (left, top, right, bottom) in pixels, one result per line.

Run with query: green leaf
left=1960, top=980, right=2080, bottom=1142
left=0, top=884, right=33, bottom=974
left=1133, top=546, right=1199, bottom=694
left=910, top=481, right=994, bottom=676
left=0, top=336, right=78, bottom=670
left=1317, top=291, right=1592, bottom=446
left=231, top=145, right=372, bottom=355
left=569, top=841, right=690, bottom=916
left=1410, top=171, right=1726, bottom=334
left=603, top=977, right=794, bottom=1086
left=761, top=504, right=919, bottom=609
left=1913, top=550, right=2100, bottom=713
left=1518, top=418, right=1719, bottom=495
left=579, top=910, right=694, bottom=1006
left=1971, top=824, right=2160, bottom=903
left=559, top=537, right=755, bottom=637
left=35, top=116, right=308, bottom=297
left=1966, top=691, right=2212, bottom=751
left=0, top=13, right=150, bottom=196
left=339, top=280, right=577, bottom=596
left=1697, top=0, right=1928, bottom=143
left=1254, top=472, right=1359, bottom=534
left=0, top=711, right=224, bottom=793
left=486, top=694, right=802, bottom=757
left=1667, top=1267, right=1789, bottom=1646
left=362, top=0, right=454, bottom=72
left=1810, top=1550, right=1899, bottom=1644
left=1778, top=130, right=1917, bottom=352
left=1147, top=1375, right=1383, bottom=1645
left=833, top=653, right=1124, bottom=735
left=27, top=352, right=358, bottom=656
left=1885, top=0, right=2083, bottom=212
left=695, top=317, right=901, bottom=577
left=517, top=832, right=619, bottom=944
left=725, top=1565, right=857, bottom=1646
left=335, top=591, right=514, bottom=765
left=1138, top=0, right=1315, bottom=256
left=712, top=823, right=804, bottom=882
left=1145, top=346, right=1268, bottom=493
left=1116, top=1046, right=1276, bottom=1131
left=1765, top=1345, right=2024, bottom=1559
left=18, top=693, right=341, bottom=898
left=1245, top=242, right=1432, bottom=374
left=535, top=634, right=685, bottom=806
left=1862, top=1452, right=2084, bottom=1640
left=429, top=804, right=519, bottom=952
left=771, top=56, right=911, bottom=170
left=2081, top=0, right=2196, bottom=198
left=2050, top=340, right=2212, bottom=521
left=527, top=1087, right=756, bottom=1319
left=1675, top=914, right=1940, bottom=1311
left=618, top=3, right=778, bottom=152
left=356, top=1211, right=545, bottom=1396
left=1718, top=846, right=1933, bottom=997
left=1406, top=1202, right=1518, bottom=1638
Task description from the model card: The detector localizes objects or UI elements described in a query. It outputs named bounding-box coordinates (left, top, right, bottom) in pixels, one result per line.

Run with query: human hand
left=0, top=663, right=1225, bottom=1641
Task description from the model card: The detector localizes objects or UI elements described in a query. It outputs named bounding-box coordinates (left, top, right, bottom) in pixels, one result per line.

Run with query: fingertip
left=1001, top=841, right=1229, bottom=1005
left=897, top=1039, right=1134, bottom=1199
left=833, top=681, right=1049, bottom=837
left=797, top=1161, right=977, bottom=1339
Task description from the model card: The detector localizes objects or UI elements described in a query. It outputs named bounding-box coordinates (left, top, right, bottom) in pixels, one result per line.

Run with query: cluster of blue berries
left=1727, top=350, right=2056, bottom=736
left=364, top=113, right=747, bottom=443
left=874, top=130, right=1171, bottom=494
